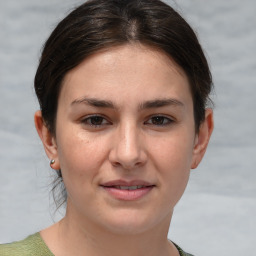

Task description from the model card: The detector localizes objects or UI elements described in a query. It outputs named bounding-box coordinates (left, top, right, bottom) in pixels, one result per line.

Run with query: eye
left=81, top=115, right=110, bottom=127
left=145, top=115, right=173, bottom=126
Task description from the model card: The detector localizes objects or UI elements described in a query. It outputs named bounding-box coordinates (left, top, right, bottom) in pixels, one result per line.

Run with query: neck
left=41, top=204, right=178, bottom=256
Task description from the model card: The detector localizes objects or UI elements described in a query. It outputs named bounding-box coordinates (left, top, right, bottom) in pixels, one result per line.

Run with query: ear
left=191, top=108, right=214, bottom=169
left=34, top=110, right=60, bottom=170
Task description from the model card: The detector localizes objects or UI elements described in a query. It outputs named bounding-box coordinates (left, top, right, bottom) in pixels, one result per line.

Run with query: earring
left=50, top=159, right=55, bottom=166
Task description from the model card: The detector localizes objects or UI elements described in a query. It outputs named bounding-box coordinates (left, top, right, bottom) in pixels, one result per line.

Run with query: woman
left=0, top=0, right=213, bottom=255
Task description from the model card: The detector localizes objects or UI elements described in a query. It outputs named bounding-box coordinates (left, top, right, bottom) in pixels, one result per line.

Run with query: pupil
left=91, top=116, right=103, bottom=125
left=152, top=116, right=164, bottom=125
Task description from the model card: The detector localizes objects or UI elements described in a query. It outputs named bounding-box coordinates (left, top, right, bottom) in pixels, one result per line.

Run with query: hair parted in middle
left=34, top=0, right=213, bottom=208
left=35, top=0, right=212, bottom=135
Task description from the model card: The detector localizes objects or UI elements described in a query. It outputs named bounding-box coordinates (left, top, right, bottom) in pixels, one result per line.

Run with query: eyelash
left=81, top=115, right=174, bottom=128
left=144, top=115, right=174, bottom=126
left=81, top=115, right=111, bottom=127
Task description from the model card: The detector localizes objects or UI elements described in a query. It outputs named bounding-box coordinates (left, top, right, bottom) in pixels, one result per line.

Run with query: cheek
left=56, top=131, right=107, bottom=181
left=56, top=135, right=108, bottom=206
left=150, top=130, right=194, bottom=195
left=151, top=130, right=194, bottom=170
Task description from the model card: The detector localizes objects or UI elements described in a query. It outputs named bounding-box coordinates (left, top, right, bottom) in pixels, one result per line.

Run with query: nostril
left=108, top=136, right=147, bottom=169
left=109, top=149, right=148, bottom=170
left=112, top=161, right=121, bottom=167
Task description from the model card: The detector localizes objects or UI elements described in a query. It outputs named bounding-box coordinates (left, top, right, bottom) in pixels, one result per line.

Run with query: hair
left=34, top=0, right=213, bottom=208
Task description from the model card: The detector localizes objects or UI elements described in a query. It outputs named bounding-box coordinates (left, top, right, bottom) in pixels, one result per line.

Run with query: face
left=37, top=44, right=212, bottom=235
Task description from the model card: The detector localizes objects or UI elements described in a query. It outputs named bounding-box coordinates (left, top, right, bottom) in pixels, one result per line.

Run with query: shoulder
left=0, top=233, right=54, bottom=256
left=173, top=242, right=195, bottom=256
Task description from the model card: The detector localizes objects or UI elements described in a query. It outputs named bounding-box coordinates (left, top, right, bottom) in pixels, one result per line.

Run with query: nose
left=108, top=122, right=147, bottom=170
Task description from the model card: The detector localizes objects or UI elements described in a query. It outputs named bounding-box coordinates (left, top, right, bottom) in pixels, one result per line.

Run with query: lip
left=100, top=179, right=155, bottom=201
left=101, top=179, right=154, bottom=187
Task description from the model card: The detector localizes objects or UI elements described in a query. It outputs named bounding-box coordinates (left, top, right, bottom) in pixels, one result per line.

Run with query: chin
left=100, top=210, right=167, bottom=236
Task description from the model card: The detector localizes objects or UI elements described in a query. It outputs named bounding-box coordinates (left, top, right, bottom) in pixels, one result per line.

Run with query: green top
left=0, top=233, right=54, bottom=256
left=0, top=233, right=194, bottom=256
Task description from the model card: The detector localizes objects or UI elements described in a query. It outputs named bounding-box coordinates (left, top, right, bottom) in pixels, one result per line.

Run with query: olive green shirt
left=0, top=233, right=194, bottom=256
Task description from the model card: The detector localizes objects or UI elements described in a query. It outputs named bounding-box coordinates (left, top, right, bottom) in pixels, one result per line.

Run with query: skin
left=35, top=44, right=213, bottom=256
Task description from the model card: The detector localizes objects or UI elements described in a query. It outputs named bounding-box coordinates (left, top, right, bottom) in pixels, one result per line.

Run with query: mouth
left=100, top=180, right=155, bottom=201
left=107, top=185, right=152, bottom=190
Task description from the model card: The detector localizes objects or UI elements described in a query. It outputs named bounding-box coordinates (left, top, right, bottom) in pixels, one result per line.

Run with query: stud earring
left=50, top=159, right=55, bottom=166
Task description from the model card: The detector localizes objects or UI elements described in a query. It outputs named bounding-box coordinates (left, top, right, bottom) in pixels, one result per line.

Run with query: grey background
left=0, top=0, right=255, bottom=255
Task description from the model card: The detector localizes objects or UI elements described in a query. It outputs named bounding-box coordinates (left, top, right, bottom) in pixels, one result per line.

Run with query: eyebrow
left=71, top=97, right=184, bottom=110
left=71, top=97, right=115, bottom=108
left=139, top=98, right=184, bottom=110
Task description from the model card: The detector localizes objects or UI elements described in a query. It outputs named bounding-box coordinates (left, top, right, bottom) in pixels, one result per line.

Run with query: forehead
left=60, top=44, right=192, bottom=108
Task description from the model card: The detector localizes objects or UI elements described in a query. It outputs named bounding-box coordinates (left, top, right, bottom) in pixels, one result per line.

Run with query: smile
left=100, top=180, right=155, bottom=201
left=111, top=185, right=146, bottom=190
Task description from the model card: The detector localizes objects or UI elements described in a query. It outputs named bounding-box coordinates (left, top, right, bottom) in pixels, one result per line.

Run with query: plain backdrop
left=0, top=0, right=255, bottom=255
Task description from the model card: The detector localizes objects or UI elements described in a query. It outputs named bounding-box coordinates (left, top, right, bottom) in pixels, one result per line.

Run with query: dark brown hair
left=34, top=0, right=213, bottom=208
